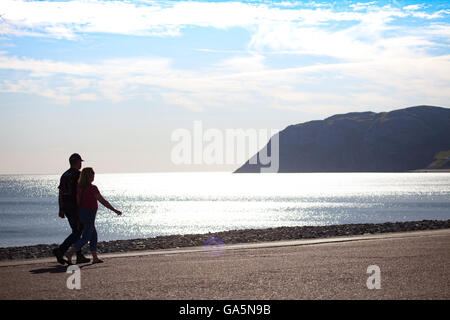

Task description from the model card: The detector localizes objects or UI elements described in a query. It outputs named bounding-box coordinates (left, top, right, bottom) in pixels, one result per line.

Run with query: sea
left=0, top=172, right=449, bottom=247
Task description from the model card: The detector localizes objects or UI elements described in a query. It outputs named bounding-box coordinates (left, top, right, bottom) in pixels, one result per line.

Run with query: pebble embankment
left=1, top=219, right=449, bottom=261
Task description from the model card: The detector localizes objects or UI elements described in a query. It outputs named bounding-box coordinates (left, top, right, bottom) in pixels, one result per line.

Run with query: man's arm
left=58, top=189, right=65, bottom=218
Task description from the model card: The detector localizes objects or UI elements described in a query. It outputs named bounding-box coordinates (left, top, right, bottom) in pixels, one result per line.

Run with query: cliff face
left=234, top=106, right=450, bottom=173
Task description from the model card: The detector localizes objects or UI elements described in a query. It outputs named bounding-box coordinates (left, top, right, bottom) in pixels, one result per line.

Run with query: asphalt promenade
left=0, top=229, right=448, bottom=299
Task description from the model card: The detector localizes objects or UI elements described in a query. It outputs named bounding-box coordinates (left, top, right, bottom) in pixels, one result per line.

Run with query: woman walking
left=65, top=167, right=122, bottom=264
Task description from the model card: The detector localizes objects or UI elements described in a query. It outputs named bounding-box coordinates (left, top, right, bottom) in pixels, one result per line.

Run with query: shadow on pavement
left=29, top=263, right=91, bottom=274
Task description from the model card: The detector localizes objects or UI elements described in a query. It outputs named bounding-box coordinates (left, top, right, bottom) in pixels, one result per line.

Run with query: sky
left=0, top=0, right=449, bottom=174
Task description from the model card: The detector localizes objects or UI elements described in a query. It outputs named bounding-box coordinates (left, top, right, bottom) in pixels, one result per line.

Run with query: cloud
left=1, top=1, right=448, bottom=64
left=1, top=0, right=447, bottom=40
left=249, top=23, right=379, bottom=60
left=2, top=49, right=449, bottom=115
left=0, top=0, right=287, bottom=39
left=214, top=54, right=266, bottom=73
left=0, top=53, right=173, bottom=103
left=349, top=2, right=377, bottom=11
left=247, top=3, right=450, bottom=62
left=403, top=4, right=424, bottom=11
left=0, top=1, right=449, bottom=114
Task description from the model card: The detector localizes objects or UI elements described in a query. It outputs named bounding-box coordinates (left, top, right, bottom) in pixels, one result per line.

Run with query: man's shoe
left=52, top=248, right=66, bottom=265
left=76, top=255, right=91, bottom=264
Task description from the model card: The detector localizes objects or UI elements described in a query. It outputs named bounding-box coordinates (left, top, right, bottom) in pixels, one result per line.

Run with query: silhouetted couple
left=53, top=153, right=121, bottom=265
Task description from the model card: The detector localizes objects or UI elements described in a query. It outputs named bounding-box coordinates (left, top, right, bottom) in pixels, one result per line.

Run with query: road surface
left=0, top=229, right=449, bottom=299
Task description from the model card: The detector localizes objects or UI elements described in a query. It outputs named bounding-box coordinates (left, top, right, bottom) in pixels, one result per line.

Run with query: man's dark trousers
left=59, top=203, right=83, bottom=255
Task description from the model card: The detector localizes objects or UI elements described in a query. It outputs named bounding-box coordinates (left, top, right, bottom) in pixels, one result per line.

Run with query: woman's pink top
left=77, top=185, right=100, bottom=211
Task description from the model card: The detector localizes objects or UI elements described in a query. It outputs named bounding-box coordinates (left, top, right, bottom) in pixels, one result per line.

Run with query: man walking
left=52, top=153, right=90, bottom=264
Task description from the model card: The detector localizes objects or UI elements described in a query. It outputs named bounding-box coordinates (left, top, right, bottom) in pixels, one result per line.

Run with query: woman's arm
left=95, top=193, right=122, bottom=215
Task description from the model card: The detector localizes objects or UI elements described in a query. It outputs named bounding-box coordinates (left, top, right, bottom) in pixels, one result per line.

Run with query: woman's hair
left=78, top=167, right=95, bottom=189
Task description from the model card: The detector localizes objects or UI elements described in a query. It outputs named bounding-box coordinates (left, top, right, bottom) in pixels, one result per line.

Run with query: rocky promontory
left=235, top=105, right=450, bottom=172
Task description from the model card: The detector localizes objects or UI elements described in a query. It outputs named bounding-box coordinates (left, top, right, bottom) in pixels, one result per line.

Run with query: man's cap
left=69, top=153, right=84, bottom=163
